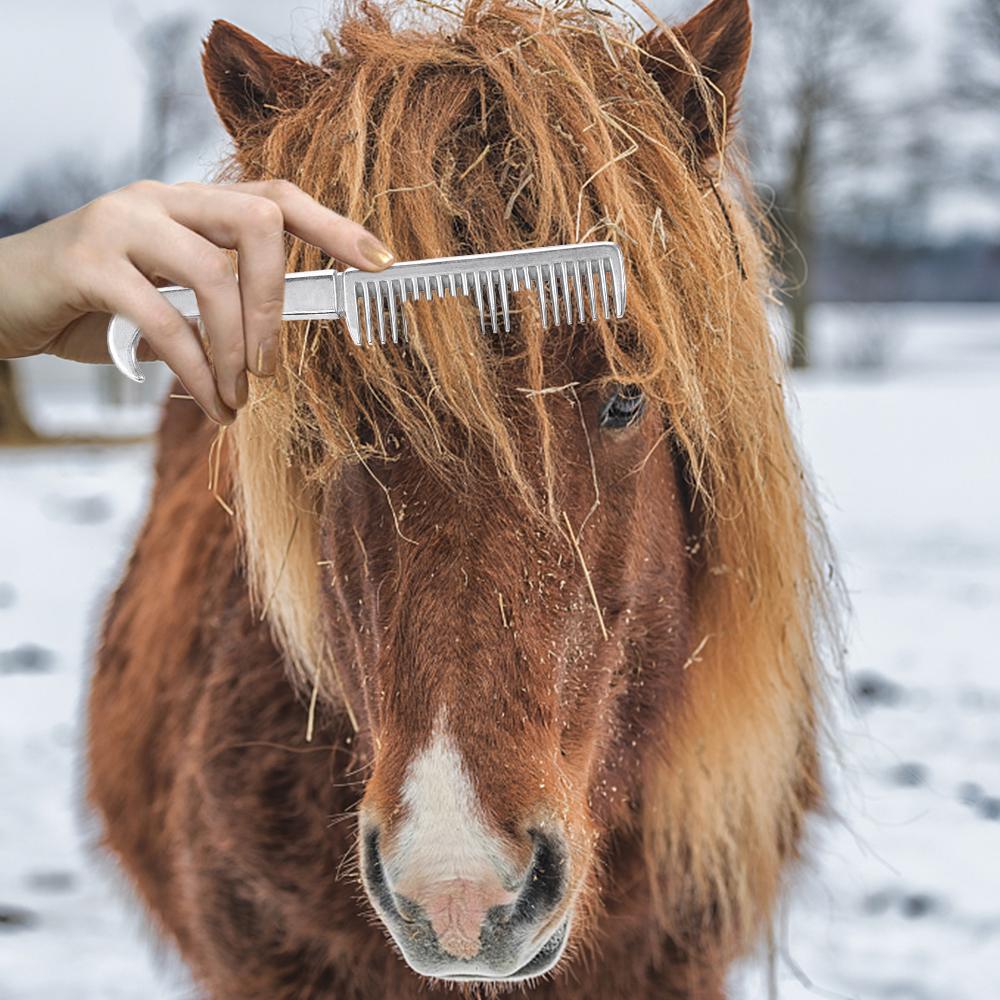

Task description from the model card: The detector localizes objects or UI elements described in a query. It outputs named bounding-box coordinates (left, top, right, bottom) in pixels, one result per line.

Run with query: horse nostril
left=363, top=828, right=384, bottom=887
left=513, top=830, right=568, bottom=923
left=362, top=827, right=402, bottom=922
left=363, top=828, right=423, bottom=924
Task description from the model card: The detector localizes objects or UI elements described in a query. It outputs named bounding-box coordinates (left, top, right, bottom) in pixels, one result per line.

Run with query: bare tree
left=0, top=361, right=39, bottom=443
left=950, top=0, right=1000, bottom=192
left=130, top=11, right=218, bottom=180
left=744, top=0, right=901, bottom=367
left=953, top=0, right=1000, bottom=105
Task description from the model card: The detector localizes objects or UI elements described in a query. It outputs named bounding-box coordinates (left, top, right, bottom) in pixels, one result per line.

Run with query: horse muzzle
left=361, top=825, right=572, bottom=982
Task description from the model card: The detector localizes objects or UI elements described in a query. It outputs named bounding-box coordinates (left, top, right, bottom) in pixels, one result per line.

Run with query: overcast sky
left=0, top=0, right=332, bottom=192
left=3, top=0, right=990, bottom=236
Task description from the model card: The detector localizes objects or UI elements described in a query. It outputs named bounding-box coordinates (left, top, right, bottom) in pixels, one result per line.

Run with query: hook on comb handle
left=107, top=272, right=344, bottom=382
left=107, top=286, right=201, bottom=383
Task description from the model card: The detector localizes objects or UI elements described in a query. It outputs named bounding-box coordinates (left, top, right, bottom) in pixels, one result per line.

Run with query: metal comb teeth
left=106, top=241, right=625, bottom=382
left=342, top=242, right=625, bottom=346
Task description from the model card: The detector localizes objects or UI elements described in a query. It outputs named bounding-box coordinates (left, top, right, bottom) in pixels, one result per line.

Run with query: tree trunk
left=783, top=120, right=814, bottom=370
left=0, top=360, right=39, bottom=444
left=787, top=250, right=810, bottom=370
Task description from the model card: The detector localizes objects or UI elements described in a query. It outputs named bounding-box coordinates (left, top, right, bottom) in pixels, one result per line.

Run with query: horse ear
left=202, top=20, right=322, bottom=139
left=639, top=0, right=752, bottom=162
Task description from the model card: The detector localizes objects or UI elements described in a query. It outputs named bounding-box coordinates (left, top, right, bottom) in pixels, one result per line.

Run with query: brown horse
left=87, top=0, right=838, bottom=996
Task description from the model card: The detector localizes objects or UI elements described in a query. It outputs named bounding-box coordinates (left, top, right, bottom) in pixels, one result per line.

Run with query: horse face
left=201, top=0, right=754, bottom=982
left=318, top=377, right=692, bottom=981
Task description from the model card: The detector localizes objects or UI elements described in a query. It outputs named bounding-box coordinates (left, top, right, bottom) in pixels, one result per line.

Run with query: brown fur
left=88, top=1, right=840, bottom=996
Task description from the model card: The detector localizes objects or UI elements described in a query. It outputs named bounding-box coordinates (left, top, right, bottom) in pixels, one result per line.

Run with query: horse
left=87, top=0, right=838, bottom=996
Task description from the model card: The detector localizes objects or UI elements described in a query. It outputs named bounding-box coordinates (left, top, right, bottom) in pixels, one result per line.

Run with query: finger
left=43, top=311, right=159, bottom=365
left=96, top=265, right=234, bottom=424
left=156, top=184, right=286, bottom=377
left=229, top=179, right=396, bottom=271
left=137, top=339, right=159, bottom=363
left=126, top=222, right=247, bottom=411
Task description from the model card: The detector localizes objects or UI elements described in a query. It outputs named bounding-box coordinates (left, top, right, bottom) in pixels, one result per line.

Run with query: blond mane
left=224, top=0, right=840, bottom=960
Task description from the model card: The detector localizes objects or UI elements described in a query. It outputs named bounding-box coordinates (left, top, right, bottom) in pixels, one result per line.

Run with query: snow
left=2, top=304, right=999, bottom=997
left=732, top=309, right=1000, bottom=998
left=0, top=443, right=194, bottom=999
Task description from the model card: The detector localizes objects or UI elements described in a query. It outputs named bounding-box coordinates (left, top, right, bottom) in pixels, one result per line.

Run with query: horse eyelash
left=599, top=385, right=646, bottom=429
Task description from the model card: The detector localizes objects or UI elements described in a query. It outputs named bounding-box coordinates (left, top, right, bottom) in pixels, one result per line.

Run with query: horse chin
left=427, top=915, right=571, bottom=984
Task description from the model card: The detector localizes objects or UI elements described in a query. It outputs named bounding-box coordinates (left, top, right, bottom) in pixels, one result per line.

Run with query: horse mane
left=220, top=0, right=842, bottom=961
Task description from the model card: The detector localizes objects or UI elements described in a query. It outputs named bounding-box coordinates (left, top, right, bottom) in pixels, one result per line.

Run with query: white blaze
left=387, top=713, right=513, bottom=890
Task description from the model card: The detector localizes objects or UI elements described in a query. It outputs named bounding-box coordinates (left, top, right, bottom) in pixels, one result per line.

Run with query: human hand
left=0, top=179, right=395, bottom=424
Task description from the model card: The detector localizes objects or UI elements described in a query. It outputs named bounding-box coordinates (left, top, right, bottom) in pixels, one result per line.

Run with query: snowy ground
left=1, top=304, right=998, bottom=998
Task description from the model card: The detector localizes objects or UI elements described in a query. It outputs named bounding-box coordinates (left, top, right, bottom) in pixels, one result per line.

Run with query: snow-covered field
left=1, top=304, right=998, bottom=998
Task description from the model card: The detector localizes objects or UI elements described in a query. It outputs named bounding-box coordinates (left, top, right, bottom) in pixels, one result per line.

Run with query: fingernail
left=254, top=341, right=277, bottom=377
left=357, top=234, right=395, bottom=269
left=235, top=371, right=249, bottom=408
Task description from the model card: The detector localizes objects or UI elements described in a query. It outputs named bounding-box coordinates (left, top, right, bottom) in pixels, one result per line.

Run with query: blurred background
left=0, top=1, right=997, bottom=997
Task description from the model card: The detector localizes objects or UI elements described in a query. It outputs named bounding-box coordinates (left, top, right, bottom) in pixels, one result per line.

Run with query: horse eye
left=598, top=385, right=646, bottom=430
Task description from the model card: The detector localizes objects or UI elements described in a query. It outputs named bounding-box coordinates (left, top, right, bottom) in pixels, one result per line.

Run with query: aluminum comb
left=107, top=241, right=626, bottom=382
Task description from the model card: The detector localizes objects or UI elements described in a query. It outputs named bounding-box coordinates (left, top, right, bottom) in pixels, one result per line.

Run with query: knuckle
left=123, top=179, right=165, bottom=202
left=76, top=183, right=164, bottom=242
left=247, top=296, right=285, bottom=330
left=143, top=308, right=185, bottom=344
left=197, top=250, right=236, bottom=286
left=243, top=197, right=284, bottom=233
left=263, top=178, right=298, bottom=202
left=78, top=193, right=123, bottom=230
left=255, top=292, right=285, bottom=314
